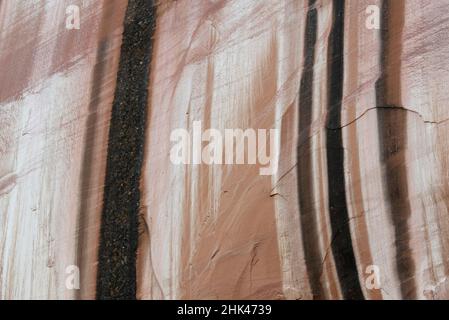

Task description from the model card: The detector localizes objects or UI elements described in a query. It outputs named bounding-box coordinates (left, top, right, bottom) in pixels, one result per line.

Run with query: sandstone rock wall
left=1, top=0, right=448, bottom=300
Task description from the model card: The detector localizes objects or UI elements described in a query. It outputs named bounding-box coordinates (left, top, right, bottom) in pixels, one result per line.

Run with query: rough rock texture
left=1, top=0, right=449, bottom=300
left=0, top=0, right=128, bottom=299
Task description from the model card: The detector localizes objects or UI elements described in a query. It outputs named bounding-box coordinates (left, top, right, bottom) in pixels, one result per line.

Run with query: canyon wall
left=1, top=0, right=449, bottom=300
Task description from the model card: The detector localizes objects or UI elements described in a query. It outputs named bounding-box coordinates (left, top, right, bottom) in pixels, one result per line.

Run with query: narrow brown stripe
left=76, top=39, right=107, bottom=300
left=376, top=0, right=417, bottom=299
left=346, top=3, right=382, bottom=300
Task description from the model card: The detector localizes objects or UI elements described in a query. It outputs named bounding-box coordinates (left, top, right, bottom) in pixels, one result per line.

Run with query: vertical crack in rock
left=325, top=0, right=364, bottom=299
left=376, top=0, right=416, bottom=299
left=96, top=0, right=156, bottom=300
left=297, top=0, right=325, bottom=299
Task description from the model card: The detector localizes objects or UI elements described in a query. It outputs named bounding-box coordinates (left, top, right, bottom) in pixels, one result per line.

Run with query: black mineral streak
left=96, top=0, right=156, bottom=300
left=297, top=0, right=326, bottom=299
left=325, top=0, right=365, bottom=300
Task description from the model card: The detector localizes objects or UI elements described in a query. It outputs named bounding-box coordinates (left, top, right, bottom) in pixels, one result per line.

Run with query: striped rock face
left=1, top=0, right=449, bottom=300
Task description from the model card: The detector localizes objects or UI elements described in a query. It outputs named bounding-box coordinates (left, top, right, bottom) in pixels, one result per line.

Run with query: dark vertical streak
left=326, top=0, right=364, bottom=299
left=77, top=40, right=107, bottom=300
left=96, top=0, right=156, bottom=300
left=297, top=0, right=325, bottom=299
left=376, top=0, right=416, bottom=299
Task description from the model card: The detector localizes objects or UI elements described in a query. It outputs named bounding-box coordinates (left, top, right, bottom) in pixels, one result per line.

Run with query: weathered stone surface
left=1, top=0, right=449, bottom=300
left=0, top=0, right=127, bottom=299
